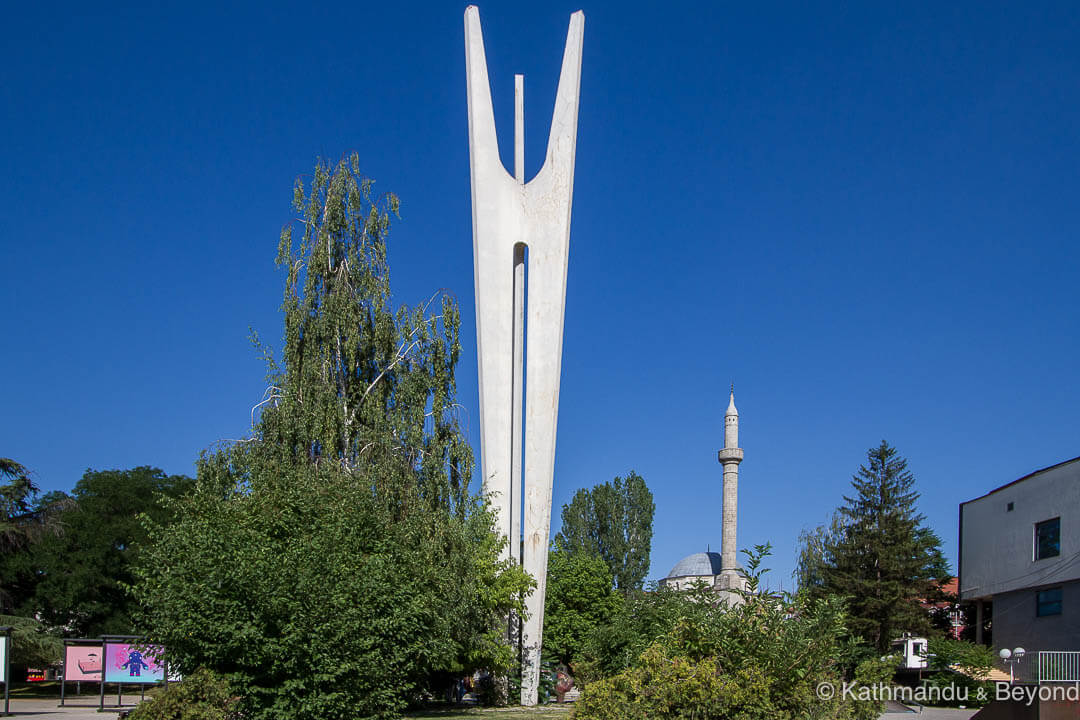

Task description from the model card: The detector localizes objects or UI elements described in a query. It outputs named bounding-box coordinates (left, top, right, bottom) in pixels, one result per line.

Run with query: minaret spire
left=717, top=383, right=745, bottom=597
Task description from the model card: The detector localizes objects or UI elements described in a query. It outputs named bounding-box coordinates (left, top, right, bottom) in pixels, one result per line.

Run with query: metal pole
left=59, top=643, right=66, bottom=707
left=98, top=676, right=104, bottom=711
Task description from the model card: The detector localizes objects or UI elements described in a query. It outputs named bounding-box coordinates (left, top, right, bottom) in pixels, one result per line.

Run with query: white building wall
left=960, top=458, right=1080, bottom=601
left=662, top=575, right=717, bottom=591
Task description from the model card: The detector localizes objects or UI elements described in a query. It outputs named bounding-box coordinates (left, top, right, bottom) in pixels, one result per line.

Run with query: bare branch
left=251, top=388, right=284, bottom=429
left=425, top=403, right=467, bottom=419
left=360, top=339, right=423, bottom=406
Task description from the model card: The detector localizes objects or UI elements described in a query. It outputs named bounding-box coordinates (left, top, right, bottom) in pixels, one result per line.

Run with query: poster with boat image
left=64, top=645, right=103, bottom=681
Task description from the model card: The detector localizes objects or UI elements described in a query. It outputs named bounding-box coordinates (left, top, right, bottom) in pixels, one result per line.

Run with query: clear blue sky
left=3, top=1, right=1079, bottom=587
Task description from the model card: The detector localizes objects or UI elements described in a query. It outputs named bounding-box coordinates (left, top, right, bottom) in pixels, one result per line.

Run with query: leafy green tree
left=794, top=511, right=842, bottom=593
left=804, top=441, right=950, bottom=651
left=554, top=471, right=654, bottom=591
left=130, top=156, right=531, bottom=720
left=4, top=467, right=194, bottom=636
left=542, top=548, right=622, bottom=667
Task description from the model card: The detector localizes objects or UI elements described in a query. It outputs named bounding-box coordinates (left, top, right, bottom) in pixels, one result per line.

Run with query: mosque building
left=662, top=550, right=726, bottom=591
left=661, top=387, right=747, bottom=600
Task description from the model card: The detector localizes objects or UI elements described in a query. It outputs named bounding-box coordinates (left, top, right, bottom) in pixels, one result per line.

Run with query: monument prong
left=515, top=74, right=524, bottom=184
left=512, top=74, right=525, bottom=573
left=464, top=5, right=584, bottom=706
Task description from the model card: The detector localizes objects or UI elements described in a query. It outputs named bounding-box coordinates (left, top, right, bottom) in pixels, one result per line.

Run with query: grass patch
left=9, top=680, right=62, bottom=698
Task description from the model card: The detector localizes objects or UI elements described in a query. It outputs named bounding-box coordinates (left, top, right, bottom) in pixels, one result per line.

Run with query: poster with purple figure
left=103, top=643, right=164, bottom=684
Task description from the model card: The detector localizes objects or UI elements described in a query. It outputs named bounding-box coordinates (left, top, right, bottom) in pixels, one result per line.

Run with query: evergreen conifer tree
left=810, top=441, right=949, bottom=650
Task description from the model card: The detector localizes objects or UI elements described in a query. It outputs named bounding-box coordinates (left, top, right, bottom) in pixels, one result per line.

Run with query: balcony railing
left=1038, top=651, right=1080, bottom=683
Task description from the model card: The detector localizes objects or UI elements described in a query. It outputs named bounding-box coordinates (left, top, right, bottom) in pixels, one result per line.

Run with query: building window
left=1037, top=588, right=1063, bottom=617
left=1036, top=518, right=1061, bottom=560
left=1007, top=502, right=1014, bottom=512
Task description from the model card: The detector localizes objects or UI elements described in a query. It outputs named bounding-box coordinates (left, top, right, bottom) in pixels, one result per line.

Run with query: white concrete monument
left=464, top=5, right=584, bottom=706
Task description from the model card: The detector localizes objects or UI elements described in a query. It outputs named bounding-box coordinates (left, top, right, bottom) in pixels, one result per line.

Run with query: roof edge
left=960, top=454, right=1080, bottom=507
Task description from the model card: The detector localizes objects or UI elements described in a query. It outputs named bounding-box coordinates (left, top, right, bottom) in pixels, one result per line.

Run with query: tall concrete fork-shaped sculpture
left=464, top=5, right=584, bottom=706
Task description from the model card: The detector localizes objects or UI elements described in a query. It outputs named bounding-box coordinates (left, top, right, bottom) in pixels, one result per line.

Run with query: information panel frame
left=59, top=639, right=103, bottom=707
left=98, top=635, right=166, bottom=711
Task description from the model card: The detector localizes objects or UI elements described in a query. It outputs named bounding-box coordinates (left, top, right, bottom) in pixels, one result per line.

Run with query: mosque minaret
left=716, top=385, right=746, bottom=593
left=660, top=385, right=748, bottom=598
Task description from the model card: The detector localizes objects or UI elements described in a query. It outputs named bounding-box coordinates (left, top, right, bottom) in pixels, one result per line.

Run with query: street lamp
left=1000, top=647, right=1027, bottom=682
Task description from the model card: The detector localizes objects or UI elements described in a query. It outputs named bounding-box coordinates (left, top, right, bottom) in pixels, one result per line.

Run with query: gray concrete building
left=959, top=455, right=1080, bottom=656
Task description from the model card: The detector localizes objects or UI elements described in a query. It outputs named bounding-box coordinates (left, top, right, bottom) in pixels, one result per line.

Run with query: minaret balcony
left=717, top=448, right=744, bottom=463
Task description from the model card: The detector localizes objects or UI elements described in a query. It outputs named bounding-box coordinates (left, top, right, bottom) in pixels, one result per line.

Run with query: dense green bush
left=574, top=545, right=895, bottom=720
left=573, top=580, right=703, bottom=683
left=921, top=636, right=996, bottom=706
left=127, top=669, right=237, bottom=720
left=851, top=656, right=900, bottom=720
left=575, top=642, right=781, bottom=720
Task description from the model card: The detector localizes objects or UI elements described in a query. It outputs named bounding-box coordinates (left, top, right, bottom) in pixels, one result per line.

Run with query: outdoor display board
left=0, top=632, right=7, bottom=684
left=64, top=644, right=103, bottom=681
left=103, top=642, right=164, bottom=684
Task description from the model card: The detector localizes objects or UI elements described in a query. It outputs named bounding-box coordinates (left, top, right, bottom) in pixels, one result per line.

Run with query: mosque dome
left=665, top=551, right=724, bottom=580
